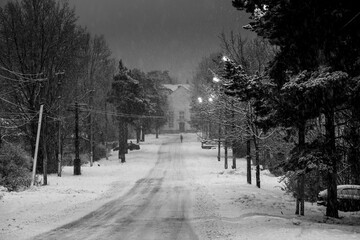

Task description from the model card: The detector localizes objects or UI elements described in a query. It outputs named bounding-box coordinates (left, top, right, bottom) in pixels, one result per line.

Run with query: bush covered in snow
left=0, top=143, right=32, bottom=191
left=94, top=144, right=107, bottom=161
left=280, top=170, right=326, bottom=202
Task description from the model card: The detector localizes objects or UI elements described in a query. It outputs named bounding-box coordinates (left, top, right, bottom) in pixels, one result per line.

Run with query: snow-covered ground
left=0, top=133, right=359, bottom=240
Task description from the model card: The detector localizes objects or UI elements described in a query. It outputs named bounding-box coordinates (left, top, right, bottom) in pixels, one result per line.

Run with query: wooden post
left=31, top=105, right=44, bottom=186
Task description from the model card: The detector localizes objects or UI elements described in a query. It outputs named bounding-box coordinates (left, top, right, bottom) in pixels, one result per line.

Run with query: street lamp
left=210, top=68, right=229, bottom=168
left=213, top=76, right=221, bottom=83
left=222, top=55, right=230, bottom=62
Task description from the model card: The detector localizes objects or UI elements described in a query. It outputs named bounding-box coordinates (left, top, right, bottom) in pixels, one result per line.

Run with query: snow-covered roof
left=162, top=84, right=191, bottom=92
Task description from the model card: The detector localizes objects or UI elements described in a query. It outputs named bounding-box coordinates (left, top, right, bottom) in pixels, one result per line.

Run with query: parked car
left=127, top=141, right=140, bottom=151
left=113, top=142, right=140, bottom=151
left=317, top=185, right=360, bottom=212
left=201, top=139, right=217, bottom=149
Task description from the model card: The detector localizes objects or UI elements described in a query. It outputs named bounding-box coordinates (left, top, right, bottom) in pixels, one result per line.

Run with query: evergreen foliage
left=0, top=143, right=31, bottom=191
left=230, top=0, right=360, bottom=217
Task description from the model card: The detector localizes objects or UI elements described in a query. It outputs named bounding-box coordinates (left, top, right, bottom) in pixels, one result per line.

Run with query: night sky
left=71, top=1, right=253, bottom=82
left=68, top=0, right=254, bottom=82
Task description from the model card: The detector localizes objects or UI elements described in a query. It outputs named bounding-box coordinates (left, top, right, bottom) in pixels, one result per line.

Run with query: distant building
left=161, top=84, right=194, bottom=133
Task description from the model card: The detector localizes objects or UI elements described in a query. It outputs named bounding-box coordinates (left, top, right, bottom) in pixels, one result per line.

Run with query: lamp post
left=211, top=73, right=227, bottom=166
left=197, top=96, right=212, bottom=140
left=198, top=93, right=222, bottom=163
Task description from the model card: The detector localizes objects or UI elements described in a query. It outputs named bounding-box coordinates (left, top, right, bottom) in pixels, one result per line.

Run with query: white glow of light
left=198, top=97, right=203, bottom=103
left=222, top=56, right=230, bottom=62
left=213, top=76, right=220, bottom=82
left=208, top=97, right=213, bottom=102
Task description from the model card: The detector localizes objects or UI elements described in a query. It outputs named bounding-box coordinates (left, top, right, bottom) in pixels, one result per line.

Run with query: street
left=2, top=133, right=359, bottom=240
left=33, top=136, right=201, bottom=240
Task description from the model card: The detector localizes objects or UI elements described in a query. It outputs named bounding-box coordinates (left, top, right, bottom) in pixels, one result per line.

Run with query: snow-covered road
left=33, top=136, right=199, bottom=240
left=1, top=133, right=360, bottom=240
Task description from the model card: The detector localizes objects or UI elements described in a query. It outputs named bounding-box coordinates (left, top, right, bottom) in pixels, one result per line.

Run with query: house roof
left=162, top=84, right=191, bottom=92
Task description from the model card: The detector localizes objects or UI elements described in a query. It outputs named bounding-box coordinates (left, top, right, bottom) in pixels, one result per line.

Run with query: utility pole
left=31, top=105, right=44, bottom=186
left=74, top=101, right=81, bottom=175
left=56, top=71, right=64, bottom=177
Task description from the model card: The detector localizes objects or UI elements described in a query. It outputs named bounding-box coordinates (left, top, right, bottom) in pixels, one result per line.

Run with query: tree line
left=191, top=0, right=360, bottom=218
left=0, top=0, right=169, bottom=190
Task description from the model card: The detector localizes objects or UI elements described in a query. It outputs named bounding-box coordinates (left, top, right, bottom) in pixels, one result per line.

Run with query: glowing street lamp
left=212, top=76, right=221, bottom=83
left=222, top=55, right=230, bottom=62
left=197, top=97, right=203, bottom=103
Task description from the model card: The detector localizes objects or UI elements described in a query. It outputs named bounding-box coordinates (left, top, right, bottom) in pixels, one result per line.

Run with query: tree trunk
left=141, top=129, right=145, bottom=142
left=325, top=109, right=338, bottom=218
left=253, top=136, right=260, bottom=188
left=217, top=123, right=221, bottom=162
left=155, top=126, right=159, bottom=138
left=124, top=122, right=128, bottom=154
left=300, top=174, right=305, bottom=216
left=224, top=126, right=228, bottom=169
left=232, top=144, right=236, bottom=169
left=105, top=101, right=108, bottom=160
left=224, top=142, right=228, bottom=169
left=74, top=102, right=81, bottom=175
left=118, top=119, right=126, bottom=163
left=136, top=128, right=141, bottom=143
left=246, top=139, right=251, bottom=184
left=231, top=104, right=236, bottom=169
left=42, top=116, right=48, bottom=185
left=298, top=122, right=306, bottom=215
left=348, top=113, right=360, bottom=184
left=295, top=181, right=300, bottom=215
left=89, top=110, right=94, bottom=167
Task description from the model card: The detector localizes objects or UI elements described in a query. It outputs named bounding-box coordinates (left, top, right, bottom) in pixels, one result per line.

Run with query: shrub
left=280, top=170, right=325, bottom=203
left=94, top=144, right=107, bottom=161
left=0, top=143, right=32, bottom=191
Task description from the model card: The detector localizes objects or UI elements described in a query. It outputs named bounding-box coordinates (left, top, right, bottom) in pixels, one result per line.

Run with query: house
left=161, top=84, right=194, bottom=133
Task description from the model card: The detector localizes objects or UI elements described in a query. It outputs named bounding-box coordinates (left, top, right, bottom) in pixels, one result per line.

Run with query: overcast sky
left=69, top=0, right=253, bottom=82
